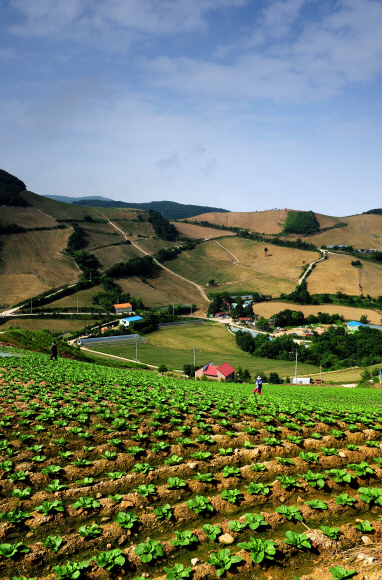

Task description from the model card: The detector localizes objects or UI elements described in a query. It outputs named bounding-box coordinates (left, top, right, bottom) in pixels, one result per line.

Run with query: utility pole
left=289, top=349, right=298, bottom=384
left=135, top=340, right=138, bottom=363
left=190, top=303, right=192, bottom=316
left=31, top=297, right=32, bottom=315
left=193, top=345, right=200, bottom=367
left=172, top=299, right=175, bottom=316
left=0, top=298, right=2, bottom=318
left=320, top=364, right=322, bottom=384
left=76, top=297, right=79, bottom=315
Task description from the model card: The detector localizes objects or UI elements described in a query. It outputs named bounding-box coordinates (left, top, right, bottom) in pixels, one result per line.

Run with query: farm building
left=238, top=317, right=253, bottom=322
left=114, top=303, right=133, bottom=314
left=347, top=320, right=382, bottom=331
left=119, top=316, right=143, bottom=327
left=292, top=377, right=311, bottom=385
left=195, top=362, right=235, bottom=381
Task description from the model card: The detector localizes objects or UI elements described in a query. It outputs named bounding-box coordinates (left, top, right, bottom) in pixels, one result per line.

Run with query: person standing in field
left=50, top=341, right=58, bottom=361
left=253, top=375, right=262, bottom=396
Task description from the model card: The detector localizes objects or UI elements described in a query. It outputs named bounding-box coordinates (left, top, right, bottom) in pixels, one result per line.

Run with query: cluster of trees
left=67, top=223, right=88, bottom=252
left=363, top=208, right=382, bottom=216
left=283, top=281, right=311, bottom=305
left=155, top=239, right=197, bottom=263
left=0, top=222, right=25, bottom=235
left=92, top=276, right=144, bottom=313
left=148, top=210, right=178, bottom=241
left=283, top=210, right=320, bottom=235
left=72, top=251, right=101, bottom=281
left=235, top=325, right=382, bottom=370
left=271, top=308, right=344, bottom=327
left=0, top=169, right=29, bottom=206
left=105, top=255, right=154, bottom=279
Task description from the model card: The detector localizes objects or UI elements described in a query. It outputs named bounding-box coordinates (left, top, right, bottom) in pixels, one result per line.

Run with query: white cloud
left=9, top=0, right=247, bottom=45
left=139, top=0, right=382, bottom=102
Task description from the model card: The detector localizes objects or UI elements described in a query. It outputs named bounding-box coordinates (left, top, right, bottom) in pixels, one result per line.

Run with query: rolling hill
left=2, top=168, right=382, bottom=320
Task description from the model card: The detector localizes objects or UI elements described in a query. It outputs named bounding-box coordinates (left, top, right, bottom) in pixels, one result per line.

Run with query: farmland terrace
left=0, top=349, right=381, bottom=579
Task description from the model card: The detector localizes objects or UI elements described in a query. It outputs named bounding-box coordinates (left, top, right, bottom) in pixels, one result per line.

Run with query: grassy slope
left=189, top=209, right=288, bottom=234
left=173, top=222, right=236, bottom=239
left=0, top=229, right=79, bottom=305
left=306, top=213, right=382, bottom=250
left=253, top=301, right=382, bottom=324
left=164, top=238, right=314, bottom=297
left=218, top=237, right=318, bottom=278
left=0, top=317, right=97, bottom=332
left=0, top=206, right=57, bottom=227
left=87, top=323, right=319, bottom=375
left=307, top=253, right=382, bottom=297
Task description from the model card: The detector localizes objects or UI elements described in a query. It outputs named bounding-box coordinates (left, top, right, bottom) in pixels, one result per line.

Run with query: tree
left=256, top=316, right=269, bottom=331
left=268, top=372, right=280, bottom=384
left=158, top=365, right=168, bottom=374
left=264, top=247, right=268, bottom=256
left=360, top=315, right=369, bottom=324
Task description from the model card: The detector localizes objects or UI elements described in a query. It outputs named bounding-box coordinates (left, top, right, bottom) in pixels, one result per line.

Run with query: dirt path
left=298, top=250, right=326, bottom=285
left=214, top=240, right=239, bottom=262
left=106, top=219, right=211, bottom=303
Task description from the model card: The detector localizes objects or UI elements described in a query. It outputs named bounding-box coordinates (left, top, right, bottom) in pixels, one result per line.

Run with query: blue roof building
left=120, top=316, right=143, bottom=326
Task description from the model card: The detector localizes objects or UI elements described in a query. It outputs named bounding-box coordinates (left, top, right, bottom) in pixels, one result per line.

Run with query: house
left=119, top=316, right=143, bottom=327
left=215, top=312, right=229, bottom=318
left=114, top=303, right=132, bottom=314
left=239, top=317, right=253, bottom=322
left=195, top=361, right=235, bottom=381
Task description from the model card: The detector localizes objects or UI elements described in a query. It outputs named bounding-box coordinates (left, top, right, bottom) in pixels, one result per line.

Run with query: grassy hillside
left=163, top=238, right=317, bottom=297
left=0, top=317, right=97, bottom=332
left=0, top=229, right=79, bottom=306
left=189, top=209, right=287, bottom=234
left=306, top=213, right=382, bottom=250
left=173, top=221, right=236, bottom=239
left=307, top=253, right=382, bottom=297
left=0, top=206, right=56, bottom=228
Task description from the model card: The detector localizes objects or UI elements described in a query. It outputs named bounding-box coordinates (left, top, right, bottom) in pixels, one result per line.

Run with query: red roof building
left=114, top=303, right=132, bottom=313
left=239, top=317, right=253, bottom=321
left=195, top=362, right=235, bottom=381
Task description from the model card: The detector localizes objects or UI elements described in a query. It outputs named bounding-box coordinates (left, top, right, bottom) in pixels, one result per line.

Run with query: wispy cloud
left=139, top=0, right=382, bottom=102
left=9, top=0, right=247, bottom=46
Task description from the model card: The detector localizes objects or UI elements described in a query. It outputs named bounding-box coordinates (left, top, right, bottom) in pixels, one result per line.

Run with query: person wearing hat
left=253, top=375, right=262, bottom=396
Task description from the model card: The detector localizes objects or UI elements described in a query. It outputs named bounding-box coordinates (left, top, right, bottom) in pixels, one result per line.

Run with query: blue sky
left=1, top=0, right=382, bottom=214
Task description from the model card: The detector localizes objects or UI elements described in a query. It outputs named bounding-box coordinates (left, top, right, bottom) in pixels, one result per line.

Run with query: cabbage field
left=0, top=350, right=381, bottom=580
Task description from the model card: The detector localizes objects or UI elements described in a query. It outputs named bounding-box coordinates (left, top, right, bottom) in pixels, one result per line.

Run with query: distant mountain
left=71, top=199, right=229, bottom=220
left=43, top=194, right=113, bottom=204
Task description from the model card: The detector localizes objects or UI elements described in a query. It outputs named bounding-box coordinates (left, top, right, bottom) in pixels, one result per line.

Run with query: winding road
left=106, top=219, right=210, bottom=303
